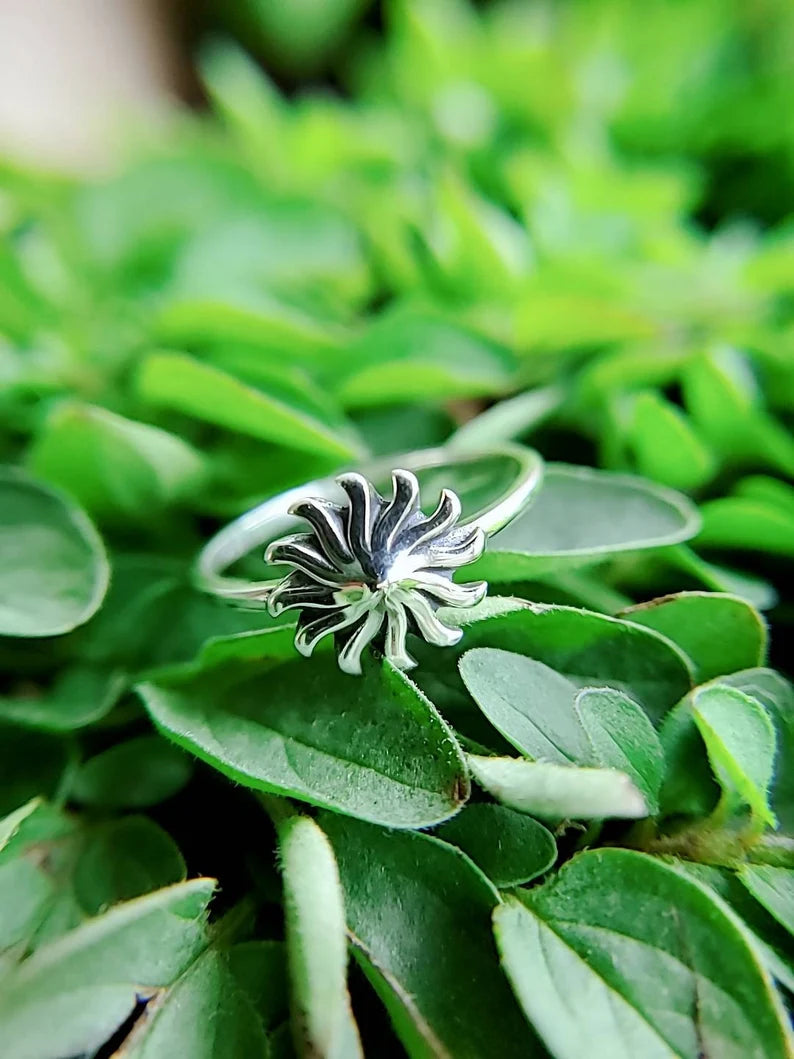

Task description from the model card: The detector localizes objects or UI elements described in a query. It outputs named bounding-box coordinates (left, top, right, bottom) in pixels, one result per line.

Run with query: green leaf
left=0, top=666, right=124, bottom=732
left=419, top=599, right=693, bottom=724
left=436, top=804, right=556, bottom=887
left=137, top=352, right=360, bottom=460
left=153, top=294, right=345, bottom=363
left=0, top=802, right=186, bottom=953
left=138, top=655, right=469, bottom=828
left=28, top=403, right=207, bottom=523
left=338, top=305, right=516, bottom=407
left=574, top=687, right=665, bottom=816
left=227, top=940, right=289, bottom=1032
left=321, top=814, right=537, bottom=1059
left=494, top=849, right=793, bottom=1059
left=0, top=878, right=215, bottom=1059
left=468, top=464, right=700, bottom=581
left=450, top=385, right=564, bottom=450
left=738, top=866, right=794, bottom=939
left=269, top=805, right=362, bottom=1058
left=468, top=754, right=648, bottom=820
left=0, top=470, right=109, bottom=638
left=697, top=496, right=794, bottom=556
left=628, top=390, right=715, bottom=491
left=621, top=592, right=767, bottom=683
left=681, top=863, right=794, bottom=993
left=722, top=669, right=794, bottom=831
left=459, top=648, right=592, bottom=764
left=70, top=736, right=194, bottom=810
left=0, top=726, right=72, bottom=816
left=117, top=946, right=270, bottom=1059
left=692, top=684, right=777, bottom=827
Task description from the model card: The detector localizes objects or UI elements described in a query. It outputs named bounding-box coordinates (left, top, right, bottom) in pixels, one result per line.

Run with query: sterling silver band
left=196, top=443, right=543, bottom=603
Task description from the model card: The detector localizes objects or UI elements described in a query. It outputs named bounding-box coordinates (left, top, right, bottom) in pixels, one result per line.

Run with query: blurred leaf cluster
left=1, top=2, right=794, bottom=1057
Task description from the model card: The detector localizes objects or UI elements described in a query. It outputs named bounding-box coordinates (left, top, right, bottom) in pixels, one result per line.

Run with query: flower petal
left=411, top=572, right=487, bottom=608
left=268, top=571, right=337, bottom=615
left=373, top=469, right=421, bottom=552
left=399, top=590, right=463, bottom=648
left=420, top=526, right=486, bottom=570
left=403, top=488, right=462, bottom=552
left=289, top=497, right=354, bottom=568
left=266, top=534, right=348, bottom=587
left=384, top=598, right=417, bottom=670
left=336, top=472, right=382, bottom=574
left=337, top=607, right=385, bottom=675
left=294, top=606, right=364, bottom=657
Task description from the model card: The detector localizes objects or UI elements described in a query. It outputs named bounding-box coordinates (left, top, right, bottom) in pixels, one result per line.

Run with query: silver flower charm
left=265, top=470, right=487, bottom=675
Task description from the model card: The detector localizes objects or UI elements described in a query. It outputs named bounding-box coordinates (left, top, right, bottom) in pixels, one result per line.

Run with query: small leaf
left=0, top=879, right=215, bottom=1059
left=419, top=599, right=693, bottom=724
left=137, top=352, right=360, bottom=460
left=692, top=684, right=777, bottom=827
left=338, top=305, right=516, bottom=407
left=321, top=814, right=536, bottom=1059
left=697, top=496, right=794, bottom=556
left=118, top=947, right=270, bottom=1059
left=28, top=403, right=206, bottom=523
left=436, top=804, right=556, bottom=887
left=70, top=736, right=194, bottom=810
left=621, top=592, right=767, bottom=683
left=0, top=469, right=109, bottom=638
left=269, top=805, right=362, bottom=1058
left=738, top=866, right=794, bottom=939
left=138, top=655, right=469, bottom=829
left=469, top=464, right=700, bottom=581
left=0, top=666, right=124, bottom=732
left=494, top=849, right=793, bottom=1059
left=459, top=648, right=591, bottom=763
left=574, top=687, right=665, bottom=815
left=467, top=754, right=648, bottom=821
left=628, top=390, right=715, bottom=491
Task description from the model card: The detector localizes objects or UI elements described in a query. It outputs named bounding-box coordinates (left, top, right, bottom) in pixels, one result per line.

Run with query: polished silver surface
left=266, top=469, right=487, bottom=675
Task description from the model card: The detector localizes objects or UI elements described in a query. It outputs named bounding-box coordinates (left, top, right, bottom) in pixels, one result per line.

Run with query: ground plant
left=1, top=2, right=794, bottom=1057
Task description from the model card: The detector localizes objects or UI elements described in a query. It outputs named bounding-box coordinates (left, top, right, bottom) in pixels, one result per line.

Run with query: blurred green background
left=2, top=0, right=794, bottom=655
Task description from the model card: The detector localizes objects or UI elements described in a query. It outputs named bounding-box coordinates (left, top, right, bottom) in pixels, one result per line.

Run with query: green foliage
left=1, top=0, right=794, bottom=1055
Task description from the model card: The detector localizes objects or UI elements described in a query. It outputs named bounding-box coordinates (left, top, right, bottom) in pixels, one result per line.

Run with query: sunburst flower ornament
left=265, top=469, right=488, bottom=675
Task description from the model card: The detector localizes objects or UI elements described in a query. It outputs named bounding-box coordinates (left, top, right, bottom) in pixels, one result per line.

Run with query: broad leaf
left=0, top=470, right=109, bottom=637
left=628, top=390, right=715, bottom=491
left=321, top=814, right=538, bottom=1059
left=0, top=666, right=124, bottom=732
left=622, top=592, right=767, bottom=682
left=739, top=866, right=794, bottom=938
left=70, top=736, right=194, bottom=809
left=116, top=945, right=270, bottom=1058
left=494, top=849, right=793, bottom=1059
left=0, top=802, right=186, bottom=952
left=28, top=403, right=206, bottom=522
left=137, top=352, right=360, bottom=460
left=0, top=879, right=215, bottom=1059
left=467, top=464, right=700, bottom=581
left=419, top=599, right=693, bottom=724
left=468, top=754, right=648, bottom=821
left=269, top=804, right=362, bottom=1058
left=697, top=496, right=794, bottom=556
left=138, top=655, right=469, bottom=828
left=693, top=684, right=777, bottom=827
left=574, top=687, right=665, bottom=815
left=436, top=804, right=556, bottom=887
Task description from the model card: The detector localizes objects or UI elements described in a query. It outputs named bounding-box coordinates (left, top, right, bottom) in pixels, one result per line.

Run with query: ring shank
left=196, top=444, right=543, bottom=602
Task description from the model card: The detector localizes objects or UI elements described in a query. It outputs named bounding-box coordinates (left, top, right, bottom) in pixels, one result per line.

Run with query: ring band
left=197, top=443, right=543, bottom=674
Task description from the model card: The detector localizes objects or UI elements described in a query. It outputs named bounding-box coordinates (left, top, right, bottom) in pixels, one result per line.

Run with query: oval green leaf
left=467, top=464, right=700, bottom=581
left=0, top=470, right=110, bottom=638
left=138, top=655, right=469, bottom=829
left=435, top=803, right=556, bottom=887
left=494, top=849, right=793, bottom=1059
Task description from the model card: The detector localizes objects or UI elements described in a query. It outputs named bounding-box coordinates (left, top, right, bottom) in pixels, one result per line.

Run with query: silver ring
left=197, top=444, right=543, bottom=675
